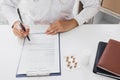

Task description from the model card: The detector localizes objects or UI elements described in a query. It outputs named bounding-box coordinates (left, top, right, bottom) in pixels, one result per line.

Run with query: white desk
left=0, top=24, right=120, bottom=80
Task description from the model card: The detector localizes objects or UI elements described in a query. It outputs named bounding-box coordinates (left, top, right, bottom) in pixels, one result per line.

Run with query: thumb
left=23, top=25, right=30, bottom=31
left=23, top=25, right=30, bottom=36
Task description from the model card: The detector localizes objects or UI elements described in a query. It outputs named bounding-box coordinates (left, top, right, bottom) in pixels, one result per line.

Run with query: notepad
left=97, top=39, right=120, bottom=77
left=16, top=33, right=61, bottom=77
left=93, top=41, right=120, bottom=79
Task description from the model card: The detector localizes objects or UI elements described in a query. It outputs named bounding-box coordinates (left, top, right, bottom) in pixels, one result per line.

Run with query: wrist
left=70, top=19, right=79, bottom=28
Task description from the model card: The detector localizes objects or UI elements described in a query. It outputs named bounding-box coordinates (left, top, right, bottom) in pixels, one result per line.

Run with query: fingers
left=24, top=26, right=30, bottom=36
left=46, top=19, right=77, bottom=35
left=46, top=21, right=62, bottom=35
left=46, top=24, right=59, bottom=35
left=13, top=28, right=24, bottom=38
left=12, top=22, right=30, bottom=38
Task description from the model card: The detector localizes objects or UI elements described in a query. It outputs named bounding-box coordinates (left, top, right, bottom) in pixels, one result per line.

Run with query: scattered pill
left=69, top=66, right=72, bottom=69
left=72, top=60, right=75, bottom=63
left=73, top=58, right=75, bottom=60
left=71, top=56, right=74, bottom=58
left=68, top=61, right=71, bottom=64
left=67, top=64, right=70, bottom=67
left=75, top=62, right=78, bottom=66
left=74, top=65, right=77, bottom=68
left=66, top=56, right=69, bottom=62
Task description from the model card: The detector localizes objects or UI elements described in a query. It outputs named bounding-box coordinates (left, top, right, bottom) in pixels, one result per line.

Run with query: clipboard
left=16, top=33, right=61, bottom=77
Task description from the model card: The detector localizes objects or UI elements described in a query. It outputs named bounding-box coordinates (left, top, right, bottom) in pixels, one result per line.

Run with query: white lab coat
left=1, top=0, right=100, bottom=26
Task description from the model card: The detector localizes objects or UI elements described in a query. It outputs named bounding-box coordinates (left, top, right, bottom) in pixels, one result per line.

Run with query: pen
left=20, top=23, right=30, bottom=41
left=17, top=8, right=30, bottom=41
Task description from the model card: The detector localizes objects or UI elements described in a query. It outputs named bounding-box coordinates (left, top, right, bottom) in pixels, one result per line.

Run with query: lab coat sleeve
left=1, top=0, right=20, bottom=27
left=74, top=0, right=100, bottom=26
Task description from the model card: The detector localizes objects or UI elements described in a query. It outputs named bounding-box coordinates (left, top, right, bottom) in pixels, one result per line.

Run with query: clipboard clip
left=26, top=70, right=50, bottom=77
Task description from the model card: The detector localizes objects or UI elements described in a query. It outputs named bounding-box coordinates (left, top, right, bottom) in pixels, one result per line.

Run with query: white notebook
left=16, top=33, right=61, bottom=77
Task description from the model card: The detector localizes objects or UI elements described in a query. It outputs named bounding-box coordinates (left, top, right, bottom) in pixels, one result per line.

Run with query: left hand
left=45, top=19, right=78, bottom=35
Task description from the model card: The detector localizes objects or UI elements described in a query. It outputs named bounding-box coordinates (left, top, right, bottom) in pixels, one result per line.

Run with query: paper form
left=17, top=33, right=60, bottom=75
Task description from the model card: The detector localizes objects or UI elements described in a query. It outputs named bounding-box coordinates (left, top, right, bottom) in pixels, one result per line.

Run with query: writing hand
left=12, top=21, right=30, bottom=38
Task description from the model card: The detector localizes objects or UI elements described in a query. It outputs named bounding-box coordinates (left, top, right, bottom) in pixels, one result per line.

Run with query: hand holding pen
left=12, top=8, right=30, bottom=41
left=12, top=21, right=30, bottom=41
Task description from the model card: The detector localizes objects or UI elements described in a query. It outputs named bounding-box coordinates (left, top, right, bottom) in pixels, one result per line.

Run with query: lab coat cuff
left=74, top=15, right=85, bottom=26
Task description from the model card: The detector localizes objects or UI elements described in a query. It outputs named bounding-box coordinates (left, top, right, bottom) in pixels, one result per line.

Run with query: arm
left=74, top=0, right=100, bottom=26
left=46, top=0, right=100, bottom=35
left=1, top=0, right=29, bottom=38
left=1, top=0, right=20, bottom=26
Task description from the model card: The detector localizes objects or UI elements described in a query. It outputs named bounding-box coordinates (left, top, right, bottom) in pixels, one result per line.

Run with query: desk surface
left=0, top=24, right=120, bottom=80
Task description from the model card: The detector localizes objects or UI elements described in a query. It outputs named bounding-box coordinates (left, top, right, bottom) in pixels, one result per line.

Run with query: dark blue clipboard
left=16, top=33, right=61, bottom=77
